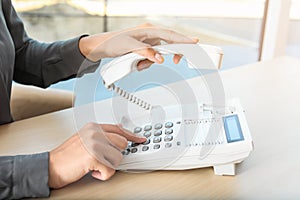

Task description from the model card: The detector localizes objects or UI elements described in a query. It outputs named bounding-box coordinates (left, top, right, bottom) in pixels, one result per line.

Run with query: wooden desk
left=1, top=56, right=300, bottom=199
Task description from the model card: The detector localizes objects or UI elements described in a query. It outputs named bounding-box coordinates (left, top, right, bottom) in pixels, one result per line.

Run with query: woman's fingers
left=133, top=46, right=164, bottom=64
left=173, top=54, right=183, bottom=64
left=137, top=54, right=182, bottom=71
left=104, top=132, right=128, bottom=151
left=137, top=59, right=154, bottom=70
left=100, top=124, right=146, bottom=143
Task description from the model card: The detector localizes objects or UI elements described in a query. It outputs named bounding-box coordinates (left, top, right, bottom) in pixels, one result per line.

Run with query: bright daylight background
left=11, top=0, right=300, bottom=105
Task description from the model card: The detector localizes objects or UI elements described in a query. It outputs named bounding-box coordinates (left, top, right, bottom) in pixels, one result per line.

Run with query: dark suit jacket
left=0, top=0, right=99, bottom=198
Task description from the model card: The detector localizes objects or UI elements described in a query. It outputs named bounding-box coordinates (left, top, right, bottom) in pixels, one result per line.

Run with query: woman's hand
left=48, top=123, right=146, bottom=189
left=79, top=23, right=198, bottom=70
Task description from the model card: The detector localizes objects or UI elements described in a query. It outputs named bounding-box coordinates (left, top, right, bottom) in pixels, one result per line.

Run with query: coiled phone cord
left=109, top=84, right=152, bottom=110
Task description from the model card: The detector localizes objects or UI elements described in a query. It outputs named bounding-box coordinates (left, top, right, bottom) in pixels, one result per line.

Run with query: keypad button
left=134, top=127, right=142, bottom=133
left=142, top=146, right=149, bottom=151
left=123, top=149, right=130, bottom=155
left=143, top=139, right=150, bottom=145
left=164, top=135, right=173, bottom=142
left=154, top=130, right=162, bottom=136
left=165, top=129, right=173, bottom=135
left=154, top=123, right=163, bottom=130
left=153, top=137, right=162, bottom=143
left=131, top=148, right=138, bottom=153
left=144, top=125, right=152, bottom=131
left=154, top=144, right=160, bottom=149
left=165, top=122, right=173, bottom=128
left=131, top=142, right=139, bottom=147
left=143, top=131, right=151, bottom=138
left=165, top=143, right=172, bottom=148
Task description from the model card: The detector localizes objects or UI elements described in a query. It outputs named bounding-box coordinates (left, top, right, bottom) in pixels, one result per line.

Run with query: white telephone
left=100, top=43, right=253, bottom=175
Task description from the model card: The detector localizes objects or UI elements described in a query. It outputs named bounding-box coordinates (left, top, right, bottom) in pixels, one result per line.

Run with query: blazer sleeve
left=2, top=0, right=100, bottom=88
left=0, top=152, right=50, bottom=199
left=1, top=0, right=100, bottom=199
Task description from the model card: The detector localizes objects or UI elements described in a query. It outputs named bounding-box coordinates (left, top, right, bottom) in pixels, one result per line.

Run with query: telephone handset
left=101, top=43, right=223, bottom=88
left=100, top=43, right=223, bottom=110
left=100, top=44, right=253, bottom=175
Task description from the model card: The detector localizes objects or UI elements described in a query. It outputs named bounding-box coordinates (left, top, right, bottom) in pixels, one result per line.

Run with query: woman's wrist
left=78, top=36, right=92, bottom=59
left=78, top=34, right=108, bottom=62
left=48, top=134, right=90, bottom=189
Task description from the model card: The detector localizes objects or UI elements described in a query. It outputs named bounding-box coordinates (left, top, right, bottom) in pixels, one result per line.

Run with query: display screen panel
left=223, top=115, right=244, bottom=143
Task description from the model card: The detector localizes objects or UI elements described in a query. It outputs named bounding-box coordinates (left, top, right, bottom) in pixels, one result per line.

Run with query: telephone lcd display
left=223, top=115, right=244, bottom=143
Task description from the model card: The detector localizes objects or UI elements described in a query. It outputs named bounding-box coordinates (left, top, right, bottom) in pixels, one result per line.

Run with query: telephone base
left=213, top=163, right=236, bottom=176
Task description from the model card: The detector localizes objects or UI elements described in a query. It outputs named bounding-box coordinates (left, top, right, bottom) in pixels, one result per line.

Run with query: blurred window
left=287, top=0, right=300, bottom=59
left=12, top=0, right=266, bottom=68
left=11, top=0, right=267, bottom=104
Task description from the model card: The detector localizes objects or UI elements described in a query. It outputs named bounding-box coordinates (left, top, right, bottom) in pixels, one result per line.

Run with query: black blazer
left=0, top=0, right=99, bottom=198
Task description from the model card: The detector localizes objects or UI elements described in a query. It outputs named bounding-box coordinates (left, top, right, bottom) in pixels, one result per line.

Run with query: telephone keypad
left=123, top=120, right=179, bottom=156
